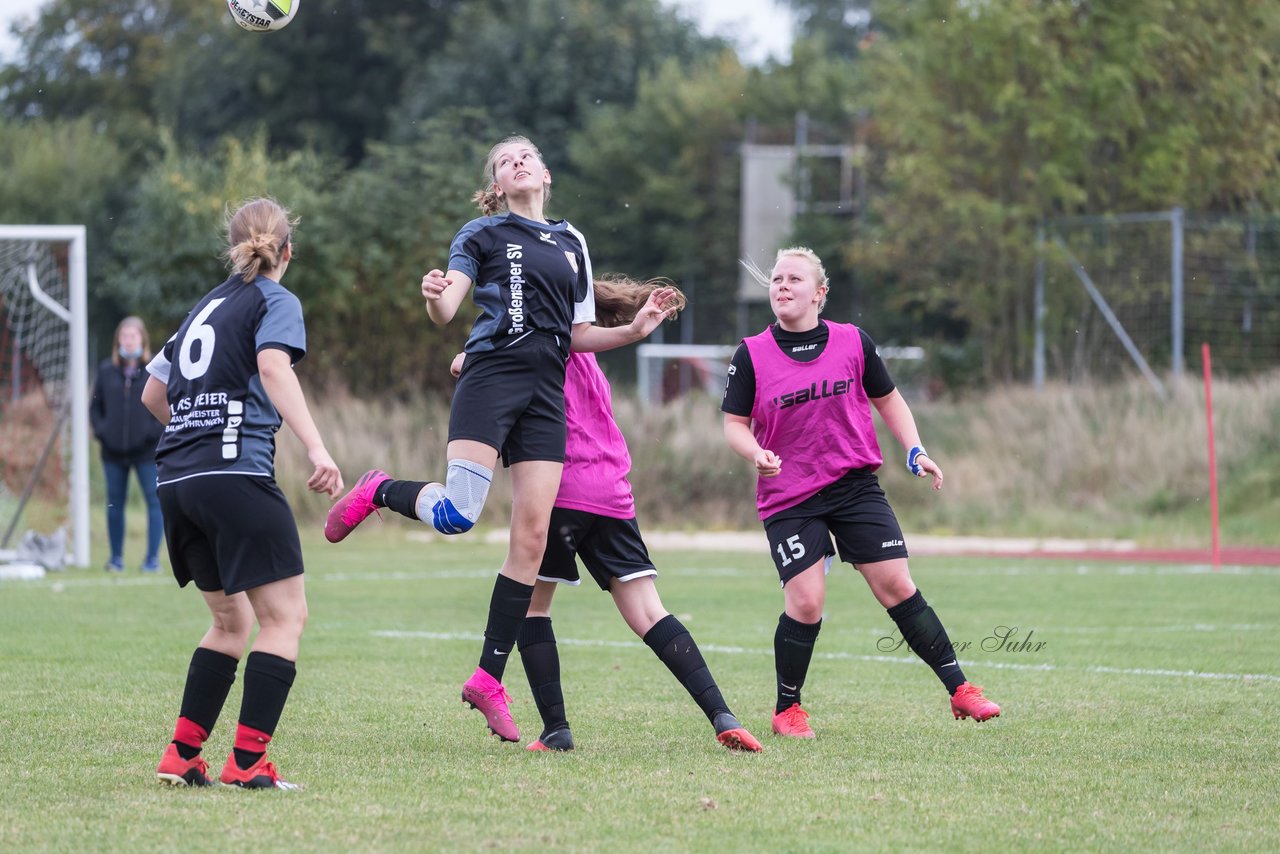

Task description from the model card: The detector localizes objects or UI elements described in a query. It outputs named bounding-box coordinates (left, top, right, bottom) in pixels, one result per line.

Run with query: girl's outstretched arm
left=570, top=287, right=681, bottom=352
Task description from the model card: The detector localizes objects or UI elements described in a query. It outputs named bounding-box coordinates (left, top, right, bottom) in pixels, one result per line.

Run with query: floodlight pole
left=1034, top=223, right=1045, bottom=390
left=1171, top=207, right=1184, bottom=382
left=1202, top=342, right=1220, bottom=571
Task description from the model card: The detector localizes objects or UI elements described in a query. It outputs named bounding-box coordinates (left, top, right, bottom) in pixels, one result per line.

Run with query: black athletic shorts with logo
left=763, top=467, right=909, bottom=585
left=539, top=507, right=657, bottom=590
left=450, top=330, right=569, bottom=466
left=158, top=475, right=305, bottom=595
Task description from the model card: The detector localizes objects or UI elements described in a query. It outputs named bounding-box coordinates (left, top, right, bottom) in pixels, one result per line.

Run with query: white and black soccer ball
left=227, top=0, right=299, bottom=32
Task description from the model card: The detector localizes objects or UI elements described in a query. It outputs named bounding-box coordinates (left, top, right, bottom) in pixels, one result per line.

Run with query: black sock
left=478, top=574, right=534, bottom=681
left=517, top=616, right=567, bottom=734
left=234, top=651, right=296, bottom=769
left=174, top=647, right=238, bottom=758
left=643, top=614, right=729, bottom=725
left=775, top=613, right=821, bottom=714
left=886, top=589, right=967, bottom=694
left=376, top=479, right=431, bottom=521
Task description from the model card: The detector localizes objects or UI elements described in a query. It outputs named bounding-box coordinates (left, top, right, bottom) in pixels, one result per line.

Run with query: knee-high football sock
left=375, top=479, right=431, bottom=521
left=478, top=574, right=535, bottom=681
left=172, top=647, right=238, bottom=759
left=233, top=651, right=296, bottom=770
left=643, top=615, right=729, bottom=724
left=775, top=613, right=821, bottom=714
left=517, top=616, right=568, bottom=734
left=886, top=589, right=967, bottom=695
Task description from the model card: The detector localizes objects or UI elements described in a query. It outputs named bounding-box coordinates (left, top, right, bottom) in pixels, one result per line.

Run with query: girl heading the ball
left=324, top=136, right=680, bottom=743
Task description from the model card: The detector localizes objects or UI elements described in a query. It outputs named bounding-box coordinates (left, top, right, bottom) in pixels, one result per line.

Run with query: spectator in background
left=90, top=316, right=164, bottom=572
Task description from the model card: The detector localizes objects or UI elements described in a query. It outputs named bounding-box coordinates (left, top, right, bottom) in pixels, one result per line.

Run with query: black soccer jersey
left=448, top=212, right=595, bottom=353
left=146, top=275, right=306, bottom=484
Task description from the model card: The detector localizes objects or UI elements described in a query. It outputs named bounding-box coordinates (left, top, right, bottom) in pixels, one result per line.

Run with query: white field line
left=921, top=564, right=1280, bottom=576
left=17, top=560, right=1280, bottom=590
left=770, top=623, right=1275, bottom=636
left=844, top=623, right=1275, bottom=635
left=12, top=571, right=1273, bottom=680
left=1041, top=623, right=1273, bottom=634
left=327, top=564, right=1280, bottom=579
left=369, top=630, right=1280, bottom=684
left=459, top=530, right=1149, bottom=554
left=28, top=571, right=1271, bottom=636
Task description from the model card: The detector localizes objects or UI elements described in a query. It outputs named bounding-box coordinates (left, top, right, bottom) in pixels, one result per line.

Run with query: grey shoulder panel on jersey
left=255, top=280, right=306, bottom=363
left=448, top=215, right=505, bottom=282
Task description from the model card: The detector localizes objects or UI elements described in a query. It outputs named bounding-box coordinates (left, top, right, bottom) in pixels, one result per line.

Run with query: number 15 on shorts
left=777, top=534, right=806, bottom=567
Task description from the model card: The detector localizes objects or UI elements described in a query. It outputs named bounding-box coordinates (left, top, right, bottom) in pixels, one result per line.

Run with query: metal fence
left=1035, top=209, right=1280, bottom=393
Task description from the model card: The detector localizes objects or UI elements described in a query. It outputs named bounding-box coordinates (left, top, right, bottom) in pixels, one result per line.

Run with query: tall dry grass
left=276, top=384, right=753, bottom=531
left=277, top=384, right=468, bottom=526
left=280, top=372, right=1280, bottom=545
left=883, top=372, right=1280, bottom=544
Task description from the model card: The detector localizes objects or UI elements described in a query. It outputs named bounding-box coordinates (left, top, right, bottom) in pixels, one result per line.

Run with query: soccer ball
left=227, top=0, right=299, bottom=32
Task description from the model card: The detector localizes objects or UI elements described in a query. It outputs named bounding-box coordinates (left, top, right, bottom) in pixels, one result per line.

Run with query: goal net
left=0, top=226, right=90, bottom=569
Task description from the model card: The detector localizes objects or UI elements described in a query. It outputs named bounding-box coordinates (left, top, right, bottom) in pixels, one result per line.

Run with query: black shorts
left=450, top=331, right=569, bottom=466
left=539, top=507, right=657, bottom=590
left=763, top=469, right=908, bottom=585
left=158, top=474, right=304, bottom=595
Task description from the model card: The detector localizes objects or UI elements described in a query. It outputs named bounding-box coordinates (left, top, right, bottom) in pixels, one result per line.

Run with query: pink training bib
left=744, top=321, right=882, bottom=519
left=556, top=352, right=636, bottom=519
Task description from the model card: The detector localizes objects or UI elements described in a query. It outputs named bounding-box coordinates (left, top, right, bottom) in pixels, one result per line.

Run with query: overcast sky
left=0, top=0, right=793, bottom=64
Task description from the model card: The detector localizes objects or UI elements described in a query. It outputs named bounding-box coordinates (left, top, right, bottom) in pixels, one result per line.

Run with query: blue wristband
left=907, top=445, right=928, bottom=475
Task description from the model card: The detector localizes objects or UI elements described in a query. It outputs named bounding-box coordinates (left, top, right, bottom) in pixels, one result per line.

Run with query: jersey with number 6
left=145, top=275, right=306, bottom=485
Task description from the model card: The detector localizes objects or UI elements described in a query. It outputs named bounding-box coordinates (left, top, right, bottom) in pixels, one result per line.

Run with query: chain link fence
left=1036, top=210, right=1280, bottom=392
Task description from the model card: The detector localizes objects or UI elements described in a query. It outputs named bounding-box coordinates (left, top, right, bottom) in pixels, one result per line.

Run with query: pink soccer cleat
left=324, top=469, right=390, bottom=543
left=155, top=743, right=213, bottom=787
left=717, top=728, right=764, bottom=752
left=951, top=682, right=1001, bottom=722
left=771, top=703, right=816, bottom=739
left=713, top=712, right=763, bottom=753
left=219, top=753, right=302, bottom=790
left=461, top=667, right=520, bottom=742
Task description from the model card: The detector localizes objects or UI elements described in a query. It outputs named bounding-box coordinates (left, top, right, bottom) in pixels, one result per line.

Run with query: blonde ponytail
left=224, top=198, right=295, bottom=283
left=472, top=188, right=504, bottom=216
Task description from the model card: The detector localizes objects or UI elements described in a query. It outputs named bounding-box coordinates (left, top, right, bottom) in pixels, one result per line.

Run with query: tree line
left=2, top=0, right=1277, bottom=394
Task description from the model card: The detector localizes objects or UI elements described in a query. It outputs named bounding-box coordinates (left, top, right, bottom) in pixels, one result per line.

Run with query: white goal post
left=0, top=225, right=90, bottom=568
left=636, top=343, right=737, bottom=405
left=636, top=342, right=930, bottom=406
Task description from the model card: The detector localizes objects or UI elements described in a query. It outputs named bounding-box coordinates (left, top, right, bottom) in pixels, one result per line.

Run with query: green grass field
left=3, top=525, right=1279, bottom=852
